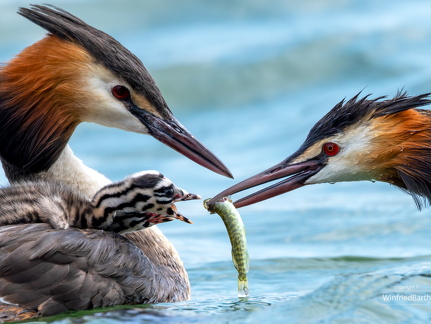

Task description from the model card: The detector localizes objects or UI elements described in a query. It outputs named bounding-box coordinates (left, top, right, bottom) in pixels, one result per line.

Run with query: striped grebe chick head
left=91, top=170, right=200, bottom=233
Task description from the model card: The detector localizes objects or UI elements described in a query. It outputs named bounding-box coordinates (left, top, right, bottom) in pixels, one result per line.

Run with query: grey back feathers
left=0, top=170, right=198, bottom=234
left=0, top=223, right=188, bottom=316
left=18, top=4, right=171, bottom=118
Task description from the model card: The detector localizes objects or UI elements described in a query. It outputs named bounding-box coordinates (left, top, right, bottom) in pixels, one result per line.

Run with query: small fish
left=204, top=197, right=249, bottom=297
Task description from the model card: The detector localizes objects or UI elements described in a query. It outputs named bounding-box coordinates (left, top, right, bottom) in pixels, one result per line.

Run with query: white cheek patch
left=306, top=156, right=370, bottom=184
left=304, top=122, right=375, bottom=184
left=81, top=66, right=149, bottom=134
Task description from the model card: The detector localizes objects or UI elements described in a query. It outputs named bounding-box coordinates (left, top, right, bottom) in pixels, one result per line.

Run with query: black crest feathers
left=18, top=5, right=169, bottom=116
left=302, top=91, right=431, bottom=149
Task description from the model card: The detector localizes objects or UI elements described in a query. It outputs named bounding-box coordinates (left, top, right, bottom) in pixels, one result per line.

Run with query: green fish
left=204, top=197, right=249, bottom=297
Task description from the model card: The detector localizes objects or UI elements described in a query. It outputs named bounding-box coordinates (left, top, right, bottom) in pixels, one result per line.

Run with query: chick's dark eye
left=323, top=142, right=340, bottom=156
left=165, top=188, right=174, bottom=197
left=112, top=85, right=130, bottom=100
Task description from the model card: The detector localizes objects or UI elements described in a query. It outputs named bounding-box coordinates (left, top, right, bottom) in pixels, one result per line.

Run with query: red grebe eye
left=112, top=85, right=130, bottom=100
left=323, top=142, right=340, bottom=156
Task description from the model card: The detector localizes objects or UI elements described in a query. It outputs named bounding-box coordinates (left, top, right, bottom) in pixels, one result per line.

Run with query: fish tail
left=237, top=278, right=249, bottom=298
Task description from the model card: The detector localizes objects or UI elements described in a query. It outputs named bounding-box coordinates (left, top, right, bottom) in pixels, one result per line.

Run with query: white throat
left=38, top=145, right=111, bottom=197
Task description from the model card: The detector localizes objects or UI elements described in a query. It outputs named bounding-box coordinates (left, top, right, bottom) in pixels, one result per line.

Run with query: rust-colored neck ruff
left=371, top=109, right=431, bottom=207
left=0, top=35, right=89, bottom=176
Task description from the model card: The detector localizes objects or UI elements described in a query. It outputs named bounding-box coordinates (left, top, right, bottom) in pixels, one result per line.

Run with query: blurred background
left=2, top=0, right=431, bottom=323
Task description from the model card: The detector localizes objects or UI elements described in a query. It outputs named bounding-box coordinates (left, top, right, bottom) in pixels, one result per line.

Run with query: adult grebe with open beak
left=211, top=92, right=431, bottom=209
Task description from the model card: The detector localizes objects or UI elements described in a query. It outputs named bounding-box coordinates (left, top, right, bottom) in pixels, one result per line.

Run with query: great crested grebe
left=0, top=4, right=231, bottom=321
left=0, top=170, right=199, bottom=232
left=211, top=92, right=431, bottom=208
left=0, top=171, right=201, bottom=318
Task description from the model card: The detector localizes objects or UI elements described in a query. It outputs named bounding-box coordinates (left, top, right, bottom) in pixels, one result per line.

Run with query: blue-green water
left=2, top=0, right=431, bottom=323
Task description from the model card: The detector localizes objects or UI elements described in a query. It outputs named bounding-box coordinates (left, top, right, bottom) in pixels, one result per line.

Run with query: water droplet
left=371, top=179, right=376, bottom=183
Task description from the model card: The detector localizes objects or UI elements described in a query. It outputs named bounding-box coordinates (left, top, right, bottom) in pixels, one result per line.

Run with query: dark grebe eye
left=112, top=85, right=130, bottom=100
left=323, top=142, right=340, bottom=156
left=165, top=188, right=174, bottom=198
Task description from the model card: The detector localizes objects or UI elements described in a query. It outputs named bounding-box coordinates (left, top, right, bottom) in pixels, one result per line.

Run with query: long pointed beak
left=209, top=159, right=322, bottom=208
left=136, top=111, right=233, bottom=178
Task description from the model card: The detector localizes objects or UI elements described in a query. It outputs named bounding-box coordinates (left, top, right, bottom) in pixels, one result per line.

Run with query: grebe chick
left=0, top=170, right=199, bottom=233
